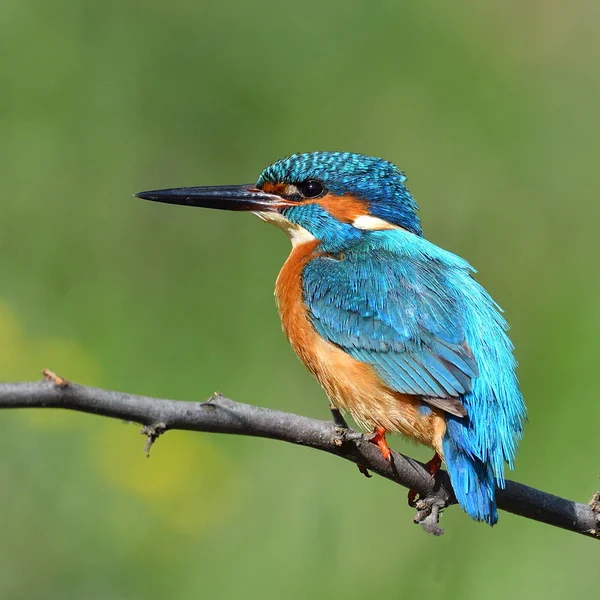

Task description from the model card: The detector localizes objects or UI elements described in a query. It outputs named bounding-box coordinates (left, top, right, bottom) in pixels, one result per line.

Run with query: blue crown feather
left=258, top=152, right=423, bottom=236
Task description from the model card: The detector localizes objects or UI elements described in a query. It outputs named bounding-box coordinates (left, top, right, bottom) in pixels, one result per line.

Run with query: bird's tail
left=442, top=420, right=498, bottom=525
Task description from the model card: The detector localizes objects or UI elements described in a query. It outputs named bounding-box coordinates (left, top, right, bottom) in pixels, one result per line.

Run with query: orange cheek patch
left=261, top=182, right=290, bottom=195
left=312, top=194, right=370, bottom=223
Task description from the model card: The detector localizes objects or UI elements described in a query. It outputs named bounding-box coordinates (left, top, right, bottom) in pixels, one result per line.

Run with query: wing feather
left=303, top=245, right=478, bottom=417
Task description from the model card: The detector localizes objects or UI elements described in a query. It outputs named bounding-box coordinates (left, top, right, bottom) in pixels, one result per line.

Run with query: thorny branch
left=1, top=372, right=598, bottom=538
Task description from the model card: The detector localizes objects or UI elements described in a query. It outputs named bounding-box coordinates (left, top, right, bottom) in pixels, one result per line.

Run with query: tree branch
left=1, top=374, right=598, bottom=539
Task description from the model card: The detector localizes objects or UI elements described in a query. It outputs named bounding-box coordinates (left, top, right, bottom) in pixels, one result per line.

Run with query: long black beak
left=135, top=184, right=285, bottom=212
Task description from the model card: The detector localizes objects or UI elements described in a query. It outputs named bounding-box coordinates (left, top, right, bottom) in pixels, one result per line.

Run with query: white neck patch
left=253, top=211, right=316, bottom=246
left=352, top=215, right=398, bottom=230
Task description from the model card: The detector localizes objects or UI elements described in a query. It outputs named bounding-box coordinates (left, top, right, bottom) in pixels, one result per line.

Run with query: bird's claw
left=367, top=426, right=392, bottom=461
left=407, top=452, right=442, bottom=506
left=357, top=464, right=372, bottom=478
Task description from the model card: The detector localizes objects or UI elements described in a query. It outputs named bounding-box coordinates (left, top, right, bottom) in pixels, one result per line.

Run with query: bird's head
left=136, top=152, right=422, bottom=251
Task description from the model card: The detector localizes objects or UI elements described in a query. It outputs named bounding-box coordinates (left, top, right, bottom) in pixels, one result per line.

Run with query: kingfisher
left=136, top=152, right=526, bottom=524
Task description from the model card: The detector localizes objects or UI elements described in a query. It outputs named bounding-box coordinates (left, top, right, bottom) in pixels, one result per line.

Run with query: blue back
left=303, top=230, right=525, bottom=523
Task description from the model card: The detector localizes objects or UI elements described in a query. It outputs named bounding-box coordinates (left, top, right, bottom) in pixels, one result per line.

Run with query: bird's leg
left=426, top=452, right=442, bottom=476
left=367, top=426, right=392, bottom=461
left=407, top=452, right=442, bottom=506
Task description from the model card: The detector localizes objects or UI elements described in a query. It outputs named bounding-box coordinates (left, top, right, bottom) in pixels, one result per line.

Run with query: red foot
left=368, top=426, right=392, bottom=461
left=407, top=488, right=418, bottom=507
left=426, top=452, right=442, bottom=477
left=408, top=452, right=442, bottom=507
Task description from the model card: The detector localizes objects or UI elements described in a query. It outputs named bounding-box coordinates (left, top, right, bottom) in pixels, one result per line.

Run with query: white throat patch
left=253, top=212, right=316, bottom=246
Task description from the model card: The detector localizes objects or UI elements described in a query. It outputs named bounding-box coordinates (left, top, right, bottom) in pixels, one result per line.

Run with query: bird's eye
left=297, top=180, right=326, bottom=199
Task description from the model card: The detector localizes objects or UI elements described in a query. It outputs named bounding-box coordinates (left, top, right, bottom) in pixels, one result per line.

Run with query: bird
left=136, top=151, right=526, bottom=524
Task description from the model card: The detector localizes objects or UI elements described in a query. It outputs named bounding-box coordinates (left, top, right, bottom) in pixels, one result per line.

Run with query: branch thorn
left=587, top=491, right=600, bottom=537
left=204, top=393, right=223, bottom=406
left=42, top=369, right=68, bottom=387
left=413, top=496, right=447, bottom=536
left=329, top=405, right=349, bottom=429
left=141, top=422, right=167, bottom=457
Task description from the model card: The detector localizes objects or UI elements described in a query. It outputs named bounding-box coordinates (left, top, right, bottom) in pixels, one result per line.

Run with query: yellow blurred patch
left=0, top=302, right=101, bottom=430
left=0, top=301, right=235, bottom=532
left=92, top=421, right=235, bottom=533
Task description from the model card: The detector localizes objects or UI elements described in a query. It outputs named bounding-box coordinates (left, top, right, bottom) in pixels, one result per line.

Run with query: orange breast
left=275, top=241, right=447, bottom=454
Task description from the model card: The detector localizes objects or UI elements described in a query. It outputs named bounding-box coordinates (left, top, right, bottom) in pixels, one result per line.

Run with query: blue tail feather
left=442, top=424, right=498, bottom=525
left=439, top=263, right=525, bottom=525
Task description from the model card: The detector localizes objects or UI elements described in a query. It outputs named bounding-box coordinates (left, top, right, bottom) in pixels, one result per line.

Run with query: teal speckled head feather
left=136, top=151, right=526, bottom=526
left=258, top=152, right=423, bottom=236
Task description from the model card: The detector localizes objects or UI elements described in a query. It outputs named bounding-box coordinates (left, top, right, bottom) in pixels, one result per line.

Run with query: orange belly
left=275, top=241, right=447, bottom=455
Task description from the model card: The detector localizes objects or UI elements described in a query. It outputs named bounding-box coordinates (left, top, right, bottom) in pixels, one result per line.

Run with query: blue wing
left=303, top=230, right=526, bottom=523
left=302, top=234, right=479, bottom=417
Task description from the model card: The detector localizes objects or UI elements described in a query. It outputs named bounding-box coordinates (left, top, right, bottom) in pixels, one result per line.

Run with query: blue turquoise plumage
left=136, top=151, right=527, bottom=525
left=301, top=230, right=522, bottom=523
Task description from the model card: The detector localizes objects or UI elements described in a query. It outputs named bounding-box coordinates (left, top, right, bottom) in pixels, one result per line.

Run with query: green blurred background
left=2, top=0, right=599, bottom=598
